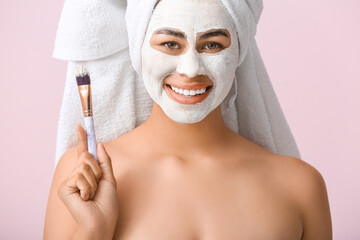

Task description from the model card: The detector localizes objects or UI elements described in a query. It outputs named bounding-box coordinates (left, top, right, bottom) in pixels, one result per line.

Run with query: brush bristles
left=75, top=65, right=91, bottom=86
left=75, top=65, right=89, bottom=77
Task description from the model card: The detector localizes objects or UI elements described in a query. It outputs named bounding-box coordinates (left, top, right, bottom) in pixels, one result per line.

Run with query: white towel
left=52, top=0, right=301, bottom=169
left=53, top=0, right=128, bottom=60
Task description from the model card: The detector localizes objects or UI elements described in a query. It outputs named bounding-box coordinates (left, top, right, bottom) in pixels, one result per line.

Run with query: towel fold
left=52, top=0, right=301, bottom=169
left=53, top=0, right=128, bottom=61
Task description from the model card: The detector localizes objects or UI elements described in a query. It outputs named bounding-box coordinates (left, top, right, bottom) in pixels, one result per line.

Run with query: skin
left=44, top=22, right=332, bottom=240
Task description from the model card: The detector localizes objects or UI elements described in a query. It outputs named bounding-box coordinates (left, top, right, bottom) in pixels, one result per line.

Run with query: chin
left=162, top=105, right=210, bottom=124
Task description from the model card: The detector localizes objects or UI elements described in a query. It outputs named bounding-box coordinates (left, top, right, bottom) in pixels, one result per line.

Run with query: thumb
left=97, top=143, right=116, bottom=185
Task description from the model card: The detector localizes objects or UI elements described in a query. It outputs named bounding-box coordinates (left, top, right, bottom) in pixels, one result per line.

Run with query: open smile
left=164, top=83, right=213, bottom=104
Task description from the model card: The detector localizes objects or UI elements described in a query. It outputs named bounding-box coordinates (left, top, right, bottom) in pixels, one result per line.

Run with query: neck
left=141, top=102, right=234, bottom=158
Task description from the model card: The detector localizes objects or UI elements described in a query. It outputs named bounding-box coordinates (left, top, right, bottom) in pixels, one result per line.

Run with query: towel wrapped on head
left=52, top=0, right=301, bottom=168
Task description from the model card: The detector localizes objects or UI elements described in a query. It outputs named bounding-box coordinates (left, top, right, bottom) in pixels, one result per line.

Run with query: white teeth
left=169, top=85, right=208, bottom=97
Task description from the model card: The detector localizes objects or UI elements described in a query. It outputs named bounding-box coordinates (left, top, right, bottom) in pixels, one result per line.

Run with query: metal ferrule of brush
left=77, top=84, right=93, bottom=117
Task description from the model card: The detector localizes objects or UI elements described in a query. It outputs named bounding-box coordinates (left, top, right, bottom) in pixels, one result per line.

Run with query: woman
left=44, top=0, right=332, bottom=239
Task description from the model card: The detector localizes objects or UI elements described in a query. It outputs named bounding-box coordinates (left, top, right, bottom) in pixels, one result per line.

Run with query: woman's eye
left=203, top=42, right=223, bottom=50
left=161, top=41, right=181, bottom=50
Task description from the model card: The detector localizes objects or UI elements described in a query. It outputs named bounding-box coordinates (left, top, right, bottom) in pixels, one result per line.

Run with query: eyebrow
left=199, top=30, right=229, bottom=40
left=154, top=28, right=229, bottom=40
left=154, top=28, right=186, bottom=39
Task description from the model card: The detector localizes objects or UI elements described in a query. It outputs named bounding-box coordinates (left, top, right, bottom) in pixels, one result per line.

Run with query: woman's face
left=141, top=0, right=239, bottom=123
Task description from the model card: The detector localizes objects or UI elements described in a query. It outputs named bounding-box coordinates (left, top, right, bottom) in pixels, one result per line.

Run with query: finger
left=97, top=143, right=116, bottom=186
left=58, top=176, right=77, bottom=203
left=76, top=124, right=88, bottom=160
left=82, top=154, right=102, bottom=183
left=75, top=173, right=91, bottom=201
left=80, top=164, right=98, bottom=200
left=58, top=173, right=80, bottom=200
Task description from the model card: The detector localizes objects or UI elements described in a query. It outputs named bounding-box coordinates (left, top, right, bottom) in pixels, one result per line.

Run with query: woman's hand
left=57, top=125, right=119, bottom=238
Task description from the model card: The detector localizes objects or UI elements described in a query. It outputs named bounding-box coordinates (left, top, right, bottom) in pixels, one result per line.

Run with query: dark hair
left=154, top=0, right=161, bottom=9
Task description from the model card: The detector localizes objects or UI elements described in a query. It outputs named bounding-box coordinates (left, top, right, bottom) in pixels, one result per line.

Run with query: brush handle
left=84, top=116, right=98, bottom=163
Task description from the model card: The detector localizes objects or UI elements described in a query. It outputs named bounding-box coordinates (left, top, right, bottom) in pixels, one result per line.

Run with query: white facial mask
left=141, top=0, right=239, bottom=123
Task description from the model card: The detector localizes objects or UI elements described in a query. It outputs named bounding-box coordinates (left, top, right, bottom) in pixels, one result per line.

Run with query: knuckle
left=91, top=183, right=97, bottom=192
left=79, top=151, right=91, bottom=160
left=95, top=171, right=102, bottom=181
left=67, top=172, right=77, bottom=182
left=79, top=151, right=89, bottom=160
left=83, top=155, right=94, bottom=165
left=82, top=189, right=90, bottom=196
left=81, top=184, right=90, bottom=192
left=77, top=152, right=85, bottom=162
left=80, top=163, right=90, bottom=172
left=75, top=172, right=83, bottom=182
left=57, top=180, right=68, bottom=200
left=67, top=174, right=75, bottom=184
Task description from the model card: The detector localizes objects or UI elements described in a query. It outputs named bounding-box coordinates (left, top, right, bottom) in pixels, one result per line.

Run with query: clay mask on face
left=141, top=0, right=239, bottom=123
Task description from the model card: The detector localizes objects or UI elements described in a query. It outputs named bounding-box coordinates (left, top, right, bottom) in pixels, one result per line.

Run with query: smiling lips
left=164, top=83, right=213, bottom=104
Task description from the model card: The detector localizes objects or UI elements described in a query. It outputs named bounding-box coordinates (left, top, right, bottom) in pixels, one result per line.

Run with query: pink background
left=0, top=0, right=359, bottom=238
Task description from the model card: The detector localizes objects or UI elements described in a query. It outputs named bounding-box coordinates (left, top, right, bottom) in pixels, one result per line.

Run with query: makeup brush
left=75, top=65, right=98, bottom=163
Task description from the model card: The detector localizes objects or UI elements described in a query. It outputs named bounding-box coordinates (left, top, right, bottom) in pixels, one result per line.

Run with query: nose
left=176, top=49, right=206, bottom=78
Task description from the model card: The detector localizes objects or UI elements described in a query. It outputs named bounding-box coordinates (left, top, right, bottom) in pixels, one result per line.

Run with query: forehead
left=148, top=0, right=234, bottom=34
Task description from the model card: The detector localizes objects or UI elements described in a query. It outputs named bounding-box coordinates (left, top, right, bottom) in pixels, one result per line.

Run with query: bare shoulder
left=102, top=130, right=137, bottom=161
left=269, top=155, right=328, bottom=203
left=44, top=146, right=78, bottom=239
left=101, top=130, right=142, bottom=175
left=54, top=146, right=78, bottom=179
left=268, top=155, right=333, bottom=239
left=269, top=155, right=325, bottom=187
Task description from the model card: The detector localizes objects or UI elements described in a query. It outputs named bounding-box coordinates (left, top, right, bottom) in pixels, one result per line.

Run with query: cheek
left=202, top=51, right=238, bottom=85
left=142, top=50, right=178, bottom=82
